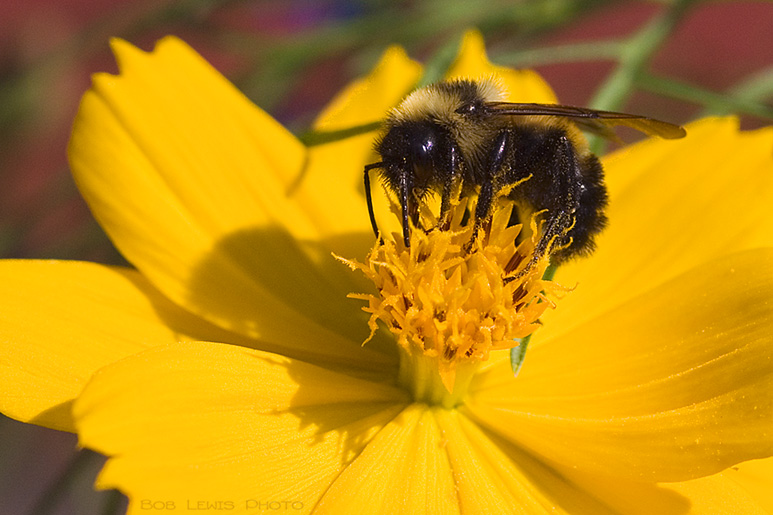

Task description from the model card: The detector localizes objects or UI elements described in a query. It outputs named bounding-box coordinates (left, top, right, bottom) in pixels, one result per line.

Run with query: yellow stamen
left=339, top=200, right=565, bottom=404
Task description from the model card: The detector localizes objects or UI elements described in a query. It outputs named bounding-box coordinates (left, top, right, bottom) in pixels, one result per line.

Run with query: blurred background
left=1, top=0, right=772, bottom=513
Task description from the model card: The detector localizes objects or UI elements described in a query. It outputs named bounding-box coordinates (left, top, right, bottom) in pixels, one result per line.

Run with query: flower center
left=339, top=200, right=563, bottom=407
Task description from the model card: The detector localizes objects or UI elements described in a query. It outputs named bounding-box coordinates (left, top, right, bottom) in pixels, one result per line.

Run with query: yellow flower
left=2, top=30, right=773, bottom=513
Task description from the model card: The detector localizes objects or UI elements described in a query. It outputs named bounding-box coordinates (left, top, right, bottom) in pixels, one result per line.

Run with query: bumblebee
left=364, top=79, right=686, bottom=265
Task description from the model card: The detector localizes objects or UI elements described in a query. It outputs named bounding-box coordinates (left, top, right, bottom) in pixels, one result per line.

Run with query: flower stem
left=639, top=73, right=773, bottom=119
left=496, top=40, right=623, bottom=68
left=299, top=121, right=382, bottom=146
left=588, top=0, right=697, bottom=153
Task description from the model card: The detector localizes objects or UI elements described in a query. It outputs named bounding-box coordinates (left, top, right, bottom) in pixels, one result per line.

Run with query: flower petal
left=657, top=466, right=771, bottom=515
left=0, top=260, right=237, bottom=432
left=466, top=248, right=773, bottom=481
left=68, top=37, right=392, bottom=367
left=445, top=30, right=558, bottom=104
left=544, top=118, right=773, bottom=335
left=301, top=45, right=423, bottom=254
left=314, top=404, right=458, bottom=514
left=434, top=409, right=630, bottom=515
left=542, top=463, right=769, bottom=515
left=723, top=458, right=773, bottom=513
left=314, top=46, right=422, bottom=131
left=74, top=341, right=409, bottom=511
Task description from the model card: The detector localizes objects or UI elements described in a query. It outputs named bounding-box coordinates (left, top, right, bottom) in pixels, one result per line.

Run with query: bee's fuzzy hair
left=387, top=77, right=507, bottom=124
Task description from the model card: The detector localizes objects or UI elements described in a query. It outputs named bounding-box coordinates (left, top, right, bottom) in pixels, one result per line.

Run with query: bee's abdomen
left=553, top=153, right=608, bottom=262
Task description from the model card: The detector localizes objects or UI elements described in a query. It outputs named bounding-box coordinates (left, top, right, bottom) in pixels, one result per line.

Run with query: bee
left=363, top=78, right=686, bottom=266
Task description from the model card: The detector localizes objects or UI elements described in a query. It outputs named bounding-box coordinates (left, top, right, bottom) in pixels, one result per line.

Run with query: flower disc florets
left=340, top=199, right=564, bottom=395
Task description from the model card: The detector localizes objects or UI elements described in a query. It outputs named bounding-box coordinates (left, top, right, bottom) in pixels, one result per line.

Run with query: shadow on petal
left=30, top=401, right=76, bottom=433
left=282, top=348, right=410, bottom=471
left=187, top=224, right=398, bottom=370
left=472, top=420, right=692, bottom=515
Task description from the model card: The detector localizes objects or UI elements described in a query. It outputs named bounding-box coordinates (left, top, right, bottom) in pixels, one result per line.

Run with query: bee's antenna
left=364, top=162, right=384, bottom=244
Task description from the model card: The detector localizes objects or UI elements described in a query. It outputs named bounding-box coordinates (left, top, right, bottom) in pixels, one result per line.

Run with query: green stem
left=639, top=73, right=773, bottom=120
left=588, top=0, right=696, bottom=153
left=726, top=66, right=773, bottom=106
left=497, top=40, right=623, bottom=68
left=299, top=121, right=383, bottom=146
left=700, top=65, right=773, bottom=118
left=416, top=35, right=464, bottom=88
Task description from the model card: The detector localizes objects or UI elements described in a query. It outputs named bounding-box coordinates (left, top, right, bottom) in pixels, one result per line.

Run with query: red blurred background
left=1, top=1, right=771, bottom=513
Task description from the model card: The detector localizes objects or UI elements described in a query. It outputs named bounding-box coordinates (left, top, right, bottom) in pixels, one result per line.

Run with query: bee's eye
left=412, top=132, right=437, bottom=161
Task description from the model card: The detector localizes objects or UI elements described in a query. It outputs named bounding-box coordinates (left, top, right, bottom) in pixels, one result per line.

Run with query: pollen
left=339, top=199, right=565, bottom=394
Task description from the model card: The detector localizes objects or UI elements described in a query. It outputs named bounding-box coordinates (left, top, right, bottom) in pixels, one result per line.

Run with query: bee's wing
left=485, top=102, right=687, bottom=140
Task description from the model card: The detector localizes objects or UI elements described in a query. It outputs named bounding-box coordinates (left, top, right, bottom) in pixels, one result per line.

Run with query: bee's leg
left=468, top=130, right=512, bottom=248
left=510, top=131, right=588, bottom=275
left=438, top=144, right=461, bottom=230
left=534, top=210, right=573, bottom=262
left=364, top=162, right=384, bottom=244
left=550, top=153, right=607, bottom=264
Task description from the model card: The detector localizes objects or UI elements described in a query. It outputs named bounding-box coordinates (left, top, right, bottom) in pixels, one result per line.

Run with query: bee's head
left=379, top=79, right=506, bottom=177
left=376, top=121, right=453, bottom=194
